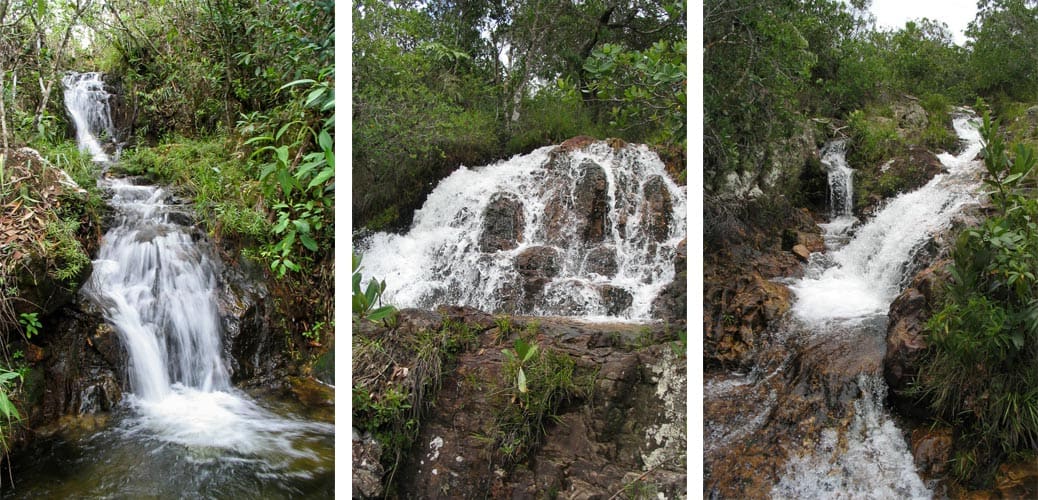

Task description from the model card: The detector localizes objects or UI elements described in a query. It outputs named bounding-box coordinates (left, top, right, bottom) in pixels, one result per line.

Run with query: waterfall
left=65, top=71, right=331, bottom=462
left=770, top=112, right=985, bottom=497
left=359, top=142, right=686, bottom=321
left=83, top=180, right=230, bottom=400
left=791, top=114, right=983, bottom=323
left=62, top=72, right=117, bottom=162
left=822, top=139, right=854, bottom=218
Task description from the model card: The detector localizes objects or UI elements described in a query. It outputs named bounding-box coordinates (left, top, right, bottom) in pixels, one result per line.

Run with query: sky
left=869, top=0, right=979, bottom=45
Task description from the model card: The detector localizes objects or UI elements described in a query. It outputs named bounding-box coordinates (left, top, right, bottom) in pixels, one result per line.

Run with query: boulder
left=515, top=245, right=561, bottom=305
left=792, top=244, right=810, bottom=262
left=584, top=245, right=618, bottom=277
left=598, top=285, right=633, bottom=317
left=884, top=259, right=949, bottom=417
left=640, top=175, right=673, bottom=243
left=478, top=193, right=525, bottom=252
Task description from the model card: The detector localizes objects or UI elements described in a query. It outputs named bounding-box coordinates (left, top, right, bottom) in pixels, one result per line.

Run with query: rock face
left=543, top=158, right=609, bottom=246
left=353, top=309, right=687, bottom=498
left=479, top=193, right=525, bottom=252
left=216, top=257, right=286, bottom=386
left=883, top=259, right=949, bottom=417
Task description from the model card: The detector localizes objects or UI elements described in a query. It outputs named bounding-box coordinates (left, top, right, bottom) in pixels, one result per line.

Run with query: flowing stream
left=4, top=72, right=333, bottom=498
left=706, top=113, right=984, bottom=498
left=358, top=142, right=686, bottom=321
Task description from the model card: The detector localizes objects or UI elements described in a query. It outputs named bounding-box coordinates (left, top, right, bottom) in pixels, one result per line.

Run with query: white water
left=67, top=71, right=331, bottom=463
left=772, top=375, right=932, bottom=499
left=824, top=139, right=855, bottom=218
left=62, top=72, right=117, bottom=162
left=791, top=115, right=983, bottom=323
left=772, top=113, right=985, bottom=498
left=359, top=142, right=686, bottom=321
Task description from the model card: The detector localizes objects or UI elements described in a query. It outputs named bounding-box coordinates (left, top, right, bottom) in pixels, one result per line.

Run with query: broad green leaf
left=517, top=367, right=528, bottom=393
left=300, top=233, right=318, bottom=251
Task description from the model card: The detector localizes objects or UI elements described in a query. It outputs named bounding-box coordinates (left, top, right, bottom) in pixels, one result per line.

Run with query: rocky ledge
left=353, top=307, right=687, bottom=498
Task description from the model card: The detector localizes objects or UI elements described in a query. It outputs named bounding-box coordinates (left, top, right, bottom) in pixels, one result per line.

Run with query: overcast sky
left=869, top=0, right=979, bottom=45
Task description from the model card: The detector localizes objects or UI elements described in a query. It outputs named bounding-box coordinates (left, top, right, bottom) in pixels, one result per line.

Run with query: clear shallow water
left=3, top=392, right=334, bottom=499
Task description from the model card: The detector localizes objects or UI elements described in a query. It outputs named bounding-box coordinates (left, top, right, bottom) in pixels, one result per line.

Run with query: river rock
left=651, top=238, right=687, bottom=325
left=543, top=159, right=609, bottom=245
left=597, top=285, right=633, bottom=317
left=479, top=193, right=525, bottom=252
left=792, top=244, right=810, bottom=261
left=911, top=427, right=953, bottom=478
left=705, top=272, right=791, bottom=369
left=583, top=245, right=617, bottom=277
left=640, top=175, right=673, bottom=243
left=884, top=259, right=949, bottom=417
left=515, top=245, right=561, bottom=306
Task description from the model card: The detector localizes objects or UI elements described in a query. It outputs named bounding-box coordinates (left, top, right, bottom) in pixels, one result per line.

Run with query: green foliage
left=495, top=337, right=583, bottom=462
left=846, top=108, right=904, bottom=165
left=244, top=66, right=335, bottom=278
left=583, top=39, right=686, bottom=146
left=352, top=253, right=398, bottom=324
left=17, top=312, right=40, bottom=339
left=119, top=137, right=266, bottom=243
left=917, top=114, right=1038, bottom=485
left=43, top=218, right=90, bottom=284
left=967, top=0, right=1038, bottom=102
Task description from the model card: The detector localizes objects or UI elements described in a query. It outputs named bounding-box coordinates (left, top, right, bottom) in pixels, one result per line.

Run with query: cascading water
left=62, top=72, right=118, bottom=162
left=359, top=142, right=686, bottom=321
left=823, top=139, right=854, bottom=218
left=705, top=112, right=984, bottom=498
left=5, top=72, right=332, bottom=498
left=819, top=139, right=858, bottom=245
left=791, top=114, right=983, bottom=323
left=775, top=112, right=985, bottom=496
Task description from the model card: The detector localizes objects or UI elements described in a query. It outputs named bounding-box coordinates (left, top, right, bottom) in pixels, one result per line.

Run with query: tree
left=967, top=0, right=1038, bottom=101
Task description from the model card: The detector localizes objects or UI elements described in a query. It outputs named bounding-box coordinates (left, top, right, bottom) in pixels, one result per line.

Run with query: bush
left=915, top=113, right=1038, bottom=486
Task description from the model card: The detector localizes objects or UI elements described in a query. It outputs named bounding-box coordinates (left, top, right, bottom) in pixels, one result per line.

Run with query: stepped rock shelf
left=353, top=137, right=687, bottom=496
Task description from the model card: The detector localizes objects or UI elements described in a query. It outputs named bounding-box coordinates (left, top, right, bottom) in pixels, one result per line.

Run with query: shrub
left=915, top=112, right=1038, bottom=486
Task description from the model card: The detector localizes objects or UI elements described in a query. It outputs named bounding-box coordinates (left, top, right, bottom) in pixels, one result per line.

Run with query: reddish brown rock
left=792, top=244, right=810, bottom=262
left=884, top=259, right=950, bottom=417
left=479, top=193, right=525, bottom=252
left=911, top=427, right=954, bottom=478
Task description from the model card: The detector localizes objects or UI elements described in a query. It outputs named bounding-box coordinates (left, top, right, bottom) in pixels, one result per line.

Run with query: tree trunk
left=32, top=0, right=90, bottom=131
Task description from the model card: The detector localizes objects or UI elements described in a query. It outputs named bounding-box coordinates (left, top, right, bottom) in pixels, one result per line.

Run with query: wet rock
left=479, top=193, right=525, bottom=252
left=598, top=285, right=633, bottom=317
left=217, top=262, right=285, bottom=385
left=911, top=427, right=953, bottom=478
left=884, top=259, right=949, bottom=417
left=515, top=245, right=561, bottom=305
left=705, top=272, right=791, bottom=369
left=640, top=175, right=673, bottom=242
left=543, top=159, right=609, bottom=245
left=584, top=245, right=618, bottom=277
left=792, top=244, right=810, bottom=261
left=34, top=306, right=125, bottom=428
left=651, top=238, right=687, bottom=325
left=994, top=458, right=1038, bottom=498
left=353, top=429, right=385, bottom=499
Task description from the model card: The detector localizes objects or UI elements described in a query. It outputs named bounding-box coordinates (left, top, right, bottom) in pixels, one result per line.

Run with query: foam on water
left=360, top=142, right=686, bottom=320
left=791, top=115, right=983, bottom=323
